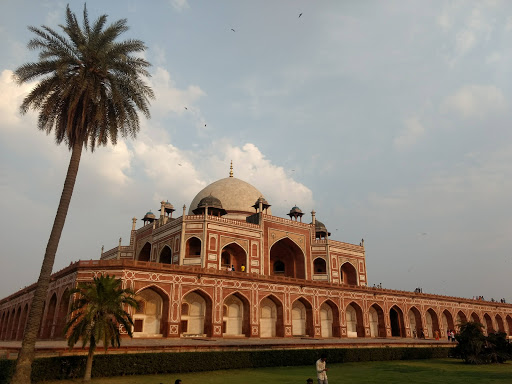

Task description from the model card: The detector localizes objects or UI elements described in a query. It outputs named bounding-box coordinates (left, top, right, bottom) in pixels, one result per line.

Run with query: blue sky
left=0, top=0, right=511, bottom=302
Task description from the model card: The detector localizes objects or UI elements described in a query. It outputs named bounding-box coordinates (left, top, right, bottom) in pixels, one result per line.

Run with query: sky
left=0, top=0, right=511, bottom=302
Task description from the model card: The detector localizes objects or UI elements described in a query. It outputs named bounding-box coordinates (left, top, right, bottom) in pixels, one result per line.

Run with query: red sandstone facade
left=1, top=175, right=511, bottom=342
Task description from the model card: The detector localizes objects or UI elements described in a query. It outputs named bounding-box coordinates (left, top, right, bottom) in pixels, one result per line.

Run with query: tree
left=11, top=5, right=153, bottom=383
left=64, top=274, right=138, bottom=381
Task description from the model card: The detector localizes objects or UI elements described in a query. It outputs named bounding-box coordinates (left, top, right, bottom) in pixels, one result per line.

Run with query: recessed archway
left=16, top=304, right=29, bottom=340
left=506, top=315, right=512, bottom=336
left=483, top=313, right=494, bottom=335
left=138, top=242, right=151, bottom=262
left=320, top=300, right=340, bottom=337
left=313, top=258, right=327, bottom=274
left=181, top=290, right=212, bottom=337
left=159, top=246, right=172, bottom=264
left=222, top=293, right=250, bottom=337
left=340, top=262, right=357, bottom=285
left=470, top=312, right=480, bottom=324
left=260, top=295, right=284, bottom=338
left=10, top=307, right=21, bottom=341
left=42, top=294, right=58, bottom=339
left=185, top=237, right=201, bottom=258
left=291, top=298, right=313, bottom=336
left=426, top=308, right=440, bottom=339
left=54, top=289, right=70, bottom=339
left=390, top=305, right=406, bottom=337
left=0, top=311, right=6, bottom=340
left=346, top=302, right=365, bottom=338
left=369, top=303, right=386, bottom=338
left=133, top=288, right=165, bottom=337
left=495, top=314, right=505, bottom=333
left=408, top=306, right=423, bottom=338
left=270, top=238, right=305, bottom=279
left=221, top=243, right=247, bottom=272
left=442, top=309, right=455, bottom=337
left=6, top=309, right=15, bottom=340
left=456, top=310, right=467, bottom=328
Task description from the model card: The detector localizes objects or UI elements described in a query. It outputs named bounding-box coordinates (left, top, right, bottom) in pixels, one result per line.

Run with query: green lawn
left=41, top=359, right=512, bottom=384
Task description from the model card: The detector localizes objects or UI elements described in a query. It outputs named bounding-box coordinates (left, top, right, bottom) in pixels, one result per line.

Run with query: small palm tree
left=11, top=5, right=153, bottom=383
left=64, top=274, right=139, bottom=381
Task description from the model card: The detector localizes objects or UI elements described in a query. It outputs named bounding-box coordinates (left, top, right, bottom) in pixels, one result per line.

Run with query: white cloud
left=149, top=67, right=206, bottom=116
left=0, top=69, right=35, bottom=126
left=170, top=0, right=189, bottom=11
left=393, top=117, right=425, bottom=150
left=443, top=85, right=506, bottom=119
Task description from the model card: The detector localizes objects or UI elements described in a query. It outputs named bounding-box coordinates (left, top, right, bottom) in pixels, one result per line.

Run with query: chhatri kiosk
left=0, top=165, right=511, bottom=342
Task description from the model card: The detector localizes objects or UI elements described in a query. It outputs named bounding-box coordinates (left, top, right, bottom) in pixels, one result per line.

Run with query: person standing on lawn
left=316, top=354, right=328, bottom=384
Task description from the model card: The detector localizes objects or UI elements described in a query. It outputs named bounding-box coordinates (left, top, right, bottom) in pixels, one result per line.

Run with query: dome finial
left=229, top=160, right=233, bottom=177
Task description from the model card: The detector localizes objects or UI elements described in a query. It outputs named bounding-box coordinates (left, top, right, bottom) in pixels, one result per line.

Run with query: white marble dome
left=189, top=177, right=271, bottom=219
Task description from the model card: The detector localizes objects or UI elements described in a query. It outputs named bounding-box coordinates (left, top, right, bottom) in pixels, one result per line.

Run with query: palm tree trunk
left=84, top=344, right=95, bottom=381
left=10, top=140, right=83, bottom=384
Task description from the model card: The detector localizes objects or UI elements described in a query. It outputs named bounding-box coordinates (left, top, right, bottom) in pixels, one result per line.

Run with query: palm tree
left=11, top=5, right=153, bottom=383
left=64, top=274, right=139, bottom=381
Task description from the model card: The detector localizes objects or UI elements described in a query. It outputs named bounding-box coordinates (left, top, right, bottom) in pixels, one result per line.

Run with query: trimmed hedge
left=0, top=346, right=452, bottom=383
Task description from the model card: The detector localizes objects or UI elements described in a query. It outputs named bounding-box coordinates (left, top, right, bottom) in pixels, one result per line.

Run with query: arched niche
left=159, top=245, right=172, bottom=264
left=11, top=307, right=21, bottom=341
left=456, top=310, right=467, bottom=326
left=340, top=262, right=357, bottom=285
left=320, top=300, right=340, bottom=337
left=221, top=243, right=247, bottom=272
left=291, top=298, right=313, bottom=336
left=16, top=304, right=29, bottom=340
left=54, top=289, right=70, bottom=339
left=495, top=314, right=505, bottom=333
left=270, top=238, right=305, bottom=279
left=222, top=293, right=250, bottom=337
left=181, top=290, right=212, bottom=337
left=506, top=315, right=512, bottom=336
left=260, top=295, right=284, bottom=338
left=408, top=306, right=423, bottom=338
left=442, top=310, right=455, bottom=336
left=185, top=237, right=201, bottom=258
left=483, top=313, right=494, bottom=335
left=346, top=302, right=364, bottom=338
left=470, top=312, right=480, bottom=324
left=313, top=258, right=327, bottom=274
left=389, top=305, right=406, bottom=337
left=426, top=308, right=440, bottom=339
left=369, top=303, right=386, bottom=338
left=138, top=242, right=151, bottom=262
left=133, top=288, right=166, bottom=337
left=42, top=294, right=58, bottom=339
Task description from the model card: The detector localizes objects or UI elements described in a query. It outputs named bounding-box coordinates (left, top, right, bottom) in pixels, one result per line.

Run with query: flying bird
left=184, top=107, right=188, bottom=110
left=178, top=164, right=182, bottom=166
left=231, top=28, right=236, bottom=32
left=299, top=13, right=302, bottom=18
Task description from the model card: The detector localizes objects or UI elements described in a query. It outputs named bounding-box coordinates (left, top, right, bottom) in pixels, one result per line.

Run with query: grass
left=40, top=359, right=512, bottom=384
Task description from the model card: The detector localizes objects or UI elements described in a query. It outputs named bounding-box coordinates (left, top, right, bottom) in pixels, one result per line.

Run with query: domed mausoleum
left=1, top=163, right=510, bottom=344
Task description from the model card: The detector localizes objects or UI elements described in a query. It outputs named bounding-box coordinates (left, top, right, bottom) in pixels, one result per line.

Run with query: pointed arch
left=0, top=311, right=6, bottom=340
left=495, top=314, right=505, bottom=333
left=291, top=297, right=313, bottom=336
left=270, top=238, right=306, bottom=279
left=221, top=243, right=247, bottom=272
left=137, top=242, right=152, bottom=262
left=320, top=299, right=340, bottom=337
left=223, top=292, right=250, bottom=337
left=159, top=245, right=173, bottom=264
left=10, top=307, right=21, bottom=341
left=42, top=293, right=58, bottom=339
left=6, top=309, right=15, bottom=340
left=340, top=262, right=357, bottom=285
left=260, top=295, right=284, bottom=337
left=442, top=309, right=455, bottom=335
left=408, top=306, right=423, bottom=338
left=313, top=258, right=327, bottom=274
left=506, top=315, right=512, bottom=336
left=470, top=312, right=480, bottom=324
left=185, top=237, right=201, bottom=258
left=369, top=303, right=386, bottom=338
left=425, top=308, right=440, bottom=339
left=133, top=286, right=169, bottom=336
left=456, top=310, right=468, bottom=327
left=346, top=301, right=365, bottom=338
left=54, top=289, right=70, bottom=339
left=181, top=289, right=213, bottom=337
left=390, top=305, right=406, bottom=337
left=16, top=304, right=29, bottom=340
left=483, top=313, right=494, bottom=335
